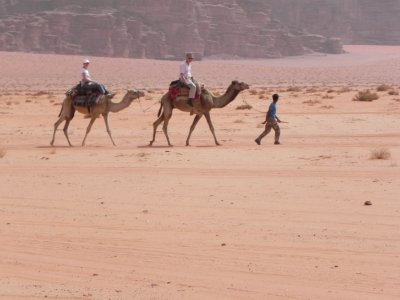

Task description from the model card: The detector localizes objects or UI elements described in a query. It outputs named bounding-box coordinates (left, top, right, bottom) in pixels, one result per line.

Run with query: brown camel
left=149, top=80, right=250, bottom=146
left=50, top=89, right=144, bottom=146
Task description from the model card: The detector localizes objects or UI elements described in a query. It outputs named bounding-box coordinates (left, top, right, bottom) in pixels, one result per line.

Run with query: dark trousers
left=256, top=119, right=280, bottom=143
left=81, top=82, right=108, bottom=94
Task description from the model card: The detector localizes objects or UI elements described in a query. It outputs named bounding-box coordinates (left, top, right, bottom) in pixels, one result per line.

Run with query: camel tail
left=157, top=102, right=163, bottom=117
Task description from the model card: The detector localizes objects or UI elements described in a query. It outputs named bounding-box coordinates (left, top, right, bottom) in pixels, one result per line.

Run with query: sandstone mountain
left=0, top=0, right=397, bottom=59
left=268, top=0, right=400, bottom=45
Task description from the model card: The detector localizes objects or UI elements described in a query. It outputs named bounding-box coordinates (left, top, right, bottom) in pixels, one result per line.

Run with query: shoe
left=187, top=98, right=194, bottom=107
left=274, top=141, right=280, bottom=145
left=255, top=139, right=260, bottom=145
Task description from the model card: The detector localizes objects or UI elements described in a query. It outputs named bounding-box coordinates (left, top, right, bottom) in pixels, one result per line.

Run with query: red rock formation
left=0, top=0, right=351, bottom=59
left=268, top=0, right=400, bottom=45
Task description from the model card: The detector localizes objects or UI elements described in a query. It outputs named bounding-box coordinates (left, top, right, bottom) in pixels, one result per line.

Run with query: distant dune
left=1, top=45, right=400, bottom=93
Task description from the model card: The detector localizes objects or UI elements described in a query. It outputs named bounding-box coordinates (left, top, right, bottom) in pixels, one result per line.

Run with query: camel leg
left=149, top=114, right=164, bottom=146
left=186, top=114, right=203, bottom=146
left=204, top=112, right=221, bottom=146
left=82, top=116, right=97, bottom=146
left=50, top=116, right=65, bottom=146
left=51, top=96, right=75, bottom=146
left=62, top=119, right=73, bottom=146
left=162, top=112, right=173, bottom=147
left=50, top=117, right=73, bottom=147
left=102, top=113, right=116, bottom=146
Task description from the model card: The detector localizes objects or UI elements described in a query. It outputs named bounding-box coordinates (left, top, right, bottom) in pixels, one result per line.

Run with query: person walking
left=255, top=93, right=283, bottom=145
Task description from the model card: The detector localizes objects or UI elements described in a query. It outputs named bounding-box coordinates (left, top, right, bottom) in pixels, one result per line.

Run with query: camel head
left=126, top=89, right=145, bottom=101
left=230, top=80, right=250, bottom=91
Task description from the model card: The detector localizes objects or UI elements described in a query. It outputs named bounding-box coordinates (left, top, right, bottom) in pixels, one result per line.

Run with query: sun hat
left=83, top=59, right=90, bottom=64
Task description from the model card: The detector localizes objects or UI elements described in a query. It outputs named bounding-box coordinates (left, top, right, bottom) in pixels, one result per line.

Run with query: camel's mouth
left=241, top=83, right=250, bottom=90
left=128, top=90, right=145, bottom=98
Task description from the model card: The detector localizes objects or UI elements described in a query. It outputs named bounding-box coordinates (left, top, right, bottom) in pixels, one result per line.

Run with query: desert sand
left=0, top=45, right=399, bottom=300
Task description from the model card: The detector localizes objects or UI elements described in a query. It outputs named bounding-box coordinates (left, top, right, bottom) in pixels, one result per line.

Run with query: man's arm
left=261, top=110, right=270, bottom=124
left=179, top=63, right=190, bottom=84
left=180, top=73, right=189, bottom=84
left=81, top=71, right=92, bottom=83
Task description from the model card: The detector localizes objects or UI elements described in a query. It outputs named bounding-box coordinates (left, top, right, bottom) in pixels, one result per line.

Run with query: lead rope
left=240, top=91, right=266, bottom=114
left=137, top=96, right=160, bottom=113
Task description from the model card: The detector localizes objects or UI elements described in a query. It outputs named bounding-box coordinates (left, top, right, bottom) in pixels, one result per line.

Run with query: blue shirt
left=267, top=102, right=277, bottom=119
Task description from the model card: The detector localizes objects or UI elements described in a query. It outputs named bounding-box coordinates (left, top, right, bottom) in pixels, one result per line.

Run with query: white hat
left=83, top=59, right=90, bottom=64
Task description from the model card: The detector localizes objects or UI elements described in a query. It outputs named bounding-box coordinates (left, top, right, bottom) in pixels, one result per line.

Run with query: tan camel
left=149, top=80, right=250, bottom=146
left=50, top=89, right=144, bottom=146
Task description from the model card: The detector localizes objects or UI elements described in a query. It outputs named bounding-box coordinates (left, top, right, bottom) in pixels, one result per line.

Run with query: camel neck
left=108, top=93, right=133, bottom=113
left=213, top=86, right=239, bottom=108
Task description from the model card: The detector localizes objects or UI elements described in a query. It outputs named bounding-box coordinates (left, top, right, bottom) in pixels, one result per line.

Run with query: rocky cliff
left=268, top=0, right=400, bottom=45
left=0, top=0, right=396, bottom=59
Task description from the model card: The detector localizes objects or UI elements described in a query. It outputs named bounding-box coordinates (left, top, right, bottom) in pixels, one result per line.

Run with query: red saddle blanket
left=168, top=80, right=200, bottom=100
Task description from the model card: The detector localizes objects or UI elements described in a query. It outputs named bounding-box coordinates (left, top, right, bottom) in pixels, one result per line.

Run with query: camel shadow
left=36, top=145, right=103, bottom=149
left=193, top=145, right=222, bottom=148
left=137, top=144, right=173, bottom=149
left=37, top=145, right=72, bottom=149
left=138, top=144, right=221, bottom=149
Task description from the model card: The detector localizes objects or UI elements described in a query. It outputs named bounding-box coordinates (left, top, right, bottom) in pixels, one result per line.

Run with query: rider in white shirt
left=179, top=53, right=199, bottom=107
left=80, top=59, right=109, bottom=95
left=80, top=59, right=92, bottom=84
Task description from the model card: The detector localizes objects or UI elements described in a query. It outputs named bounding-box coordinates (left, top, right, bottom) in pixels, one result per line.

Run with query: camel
left=50, top=89, right=144, bottom=146
left=149, top=80, right=250, bottom=146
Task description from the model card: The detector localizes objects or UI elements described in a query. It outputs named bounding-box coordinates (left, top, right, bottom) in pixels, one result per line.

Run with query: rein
left=137, top=96, right=160, bottom=113
left=240, top=91, right=266, bottom=113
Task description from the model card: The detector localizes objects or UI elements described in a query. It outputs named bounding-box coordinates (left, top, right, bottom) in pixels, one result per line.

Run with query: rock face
left=1, top=0, right=396, bottom=59
left=268, top=0, right=400, bottom=45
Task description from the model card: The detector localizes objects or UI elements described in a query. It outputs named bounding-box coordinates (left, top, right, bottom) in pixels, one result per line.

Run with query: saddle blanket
left=168, top=80, right=200, bottom=100
left=73, top=95, right=99, bottom=108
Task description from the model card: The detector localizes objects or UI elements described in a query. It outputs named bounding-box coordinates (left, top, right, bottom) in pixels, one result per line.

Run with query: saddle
left=66, top=83, right=101, bottom=112
left=168, top=80, right=201, bottom=100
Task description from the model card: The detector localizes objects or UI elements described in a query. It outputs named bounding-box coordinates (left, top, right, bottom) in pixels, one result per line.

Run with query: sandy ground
left=0, top=45, right=399, bottom=299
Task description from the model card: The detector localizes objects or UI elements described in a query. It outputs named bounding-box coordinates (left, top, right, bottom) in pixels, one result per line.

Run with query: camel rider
left=179, top=53, right=199, bottom=107
left=80, top=59, right=111, bottom=95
